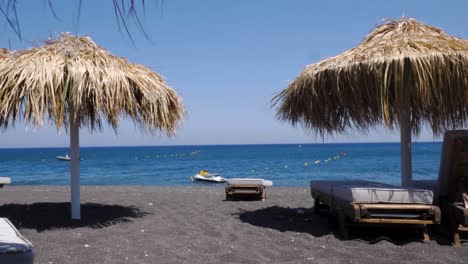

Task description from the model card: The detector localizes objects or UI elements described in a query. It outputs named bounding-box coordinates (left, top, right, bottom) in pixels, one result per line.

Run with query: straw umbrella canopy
left=0, top=48, right=9, bottom=57
left=274, top=18, right=468, bottom=186
left=0, top=33, right=184, bottom=219
left=0, top=48, right=10, bottom=125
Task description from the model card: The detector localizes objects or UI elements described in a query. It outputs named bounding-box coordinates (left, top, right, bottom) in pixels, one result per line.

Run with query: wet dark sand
left=0, top=186, right=467, bottom=264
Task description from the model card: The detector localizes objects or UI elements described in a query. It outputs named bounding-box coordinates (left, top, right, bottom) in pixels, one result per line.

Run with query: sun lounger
left=0, top=218, right=34, bottom=264
left=310, top=180, right=440, bottom=240
left=225, top=178, right=273, bottom=201
left=0, top=177, right=11, bottom=188
left=437, top=130, right=468, bottom=246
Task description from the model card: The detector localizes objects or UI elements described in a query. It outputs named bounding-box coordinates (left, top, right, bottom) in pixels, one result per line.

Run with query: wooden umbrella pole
left=70, top=117, right=81, bottom=220
left=401, top=61, right=412, bottom=187
left=400, top=105, right=412, bottom=187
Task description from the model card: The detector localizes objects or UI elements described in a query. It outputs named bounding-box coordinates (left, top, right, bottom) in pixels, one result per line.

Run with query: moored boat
left=192, top=170, right=226, bottom=183
left=56, top=154, right=71, bottom=161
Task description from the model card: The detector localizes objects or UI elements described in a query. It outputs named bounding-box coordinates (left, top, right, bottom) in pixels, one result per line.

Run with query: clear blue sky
left=0, top=0, right=466, bottom=147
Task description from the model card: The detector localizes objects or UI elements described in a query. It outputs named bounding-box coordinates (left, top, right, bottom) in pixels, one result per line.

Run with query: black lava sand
left=0, top=186, right=467, bottom=264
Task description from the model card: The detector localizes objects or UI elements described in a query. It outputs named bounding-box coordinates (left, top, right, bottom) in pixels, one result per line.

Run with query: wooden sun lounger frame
left=225, top=184, right=267, bottom=201
left=312, top=190, right=441, bottom=241
left=444, top=135, right=468, bottom=247
left=449, top=202, right=468, bottom=247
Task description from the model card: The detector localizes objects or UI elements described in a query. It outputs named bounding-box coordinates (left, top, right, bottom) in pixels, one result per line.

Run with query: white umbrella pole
left=70, top=118, right=81, bottom=220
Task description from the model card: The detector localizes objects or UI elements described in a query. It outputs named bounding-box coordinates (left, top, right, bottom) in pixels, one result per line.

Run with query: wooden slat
left=456, top=152, right=468, bottom=164
left=450, top=146, right=468, bottom=203
left=227, top=184, right=263, bottom=188
left=355, top=219, right=435, bottom=224
left=356, top=204, right=436, bottom=210
left=459, top=142, right=468, bottom=152
left=227, top=190, right=261, bottom=194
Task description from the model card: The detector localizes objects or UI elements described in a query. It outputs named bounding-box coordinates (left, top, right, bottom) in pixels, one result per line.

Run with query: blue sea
left=0, top=143, right=441, bottom=187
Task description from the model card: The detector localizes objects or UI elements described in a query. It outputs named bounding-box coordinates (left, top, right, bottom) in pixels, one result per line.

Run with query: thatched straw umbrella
left=0, top=48, right=10, bottom=124
left=0, top=48, right=9, bottom=57
left=274, top=18, right=468, bottom=187
left=0, top=33, right=184, bottom=219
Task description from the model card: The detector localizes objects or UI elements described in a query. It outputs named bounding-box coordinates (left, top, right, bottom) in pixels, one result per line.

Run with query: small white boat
left=192, top=170, right=226, bottom=183
left=56, top=154, right=71, bottom=161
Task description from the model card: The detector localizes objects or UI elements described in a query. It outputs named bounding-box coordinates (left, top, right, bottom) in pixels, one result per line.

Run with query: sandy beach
left=0, top=186, right=466, bottom=264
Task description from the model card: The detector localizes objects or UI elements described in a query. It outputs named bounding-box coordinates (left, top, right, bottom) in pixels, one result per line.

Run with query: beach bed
left=408, top=130, right=468, bottom=246
left=310, top=180, right=440, bottom=240
left=0, top=218, right=34, bottom=264
left=0, top=177, right=11, bottom=188
left=225, top=178, right=273, bottom=201
left=436, top=130, right=468, bottom=246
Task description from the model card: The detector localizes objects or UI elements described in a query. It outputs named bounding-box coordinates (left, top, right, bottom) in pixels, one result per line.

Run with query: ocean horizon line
left=0, top=141, right=442, bottom=150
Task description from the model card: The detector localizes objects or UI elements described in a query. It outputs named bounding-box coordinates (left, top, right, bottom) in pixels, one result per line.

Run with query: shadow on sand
left=0, top=202, right=148, bottom=232
left=236, top=206, right=453, bottom=246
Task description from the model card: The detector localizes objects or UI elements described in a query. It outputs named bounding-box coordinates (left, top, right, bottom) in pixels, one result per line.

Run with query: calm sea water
left=0, top=143, right=441, bottom=186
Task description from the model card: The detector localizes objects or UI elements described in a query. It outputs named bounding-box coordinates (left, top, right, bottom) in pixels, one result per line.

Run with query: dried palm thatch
left=0, top=33, right=184, bottom=135
left=0, top=48, right=10, bottom=124
left=0, top=48, right=9, bottom=58
left=274, top=18, right=468, bottom=137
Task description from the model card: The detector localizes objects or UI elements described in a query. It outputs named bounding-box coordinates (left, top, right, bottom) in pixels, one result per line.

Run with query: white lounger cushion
left=0, top=218, right=34, bottom=264
left=310, top=180, right=433, bottom=204
left=227, top=178, right=273, bottom=187
left=0, top=177, right=11, bottom=185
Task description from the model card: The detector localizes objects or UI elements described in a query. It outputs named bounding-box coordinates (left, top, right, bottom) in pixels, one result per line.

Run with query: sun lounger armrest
left=451, top=203, right=468, bottom=226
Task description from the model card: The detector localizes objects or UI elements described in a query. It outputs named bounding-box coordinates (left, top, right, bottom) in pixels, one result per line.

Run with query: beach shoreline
left=0, top=186, right=466, bottom=264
